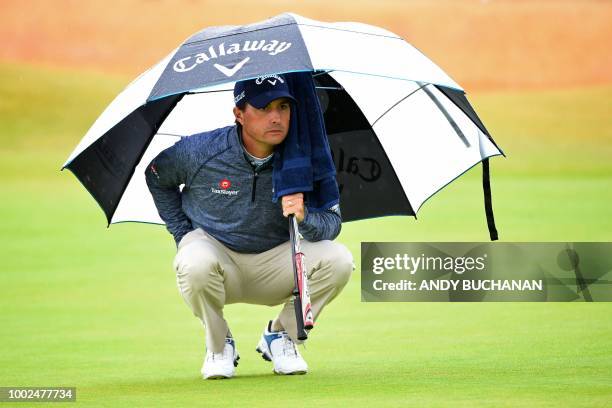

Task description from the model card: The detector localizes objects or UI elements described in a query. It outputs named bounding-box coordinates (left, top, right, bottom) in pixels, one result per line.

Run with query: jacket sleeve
left=298, top=204, right=342, bottom=242
left=144, top=138, right=195, bottom=246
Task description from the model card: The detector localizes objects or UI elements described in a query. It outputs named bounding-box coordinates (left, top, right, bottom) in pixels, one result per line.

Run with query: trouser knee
left=314, top=241, right=354, bottom=288
left=175, top=251, right=221, bottom=293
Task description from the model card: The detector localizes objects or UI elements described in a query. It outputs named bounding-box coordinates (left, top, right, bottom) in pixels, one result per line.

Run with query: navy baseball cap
left=233, top=74, right=296, bottom=109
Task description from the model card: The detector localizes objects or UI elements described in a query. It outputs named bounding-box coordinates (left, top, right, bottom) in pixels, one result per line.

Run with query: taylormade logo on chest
left=211, top=187, right=239, bottom=196
left=173, top=40, right=293, bottom=73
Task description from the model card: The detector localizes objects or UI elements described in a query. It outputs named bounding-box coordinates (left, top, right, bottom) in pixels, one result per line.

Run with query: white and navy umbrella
left=63, top=13, right=504, bottom=239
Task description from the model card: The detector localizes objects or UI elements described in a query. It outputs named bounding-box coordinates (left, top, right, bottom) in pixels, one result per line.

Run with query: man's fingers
left=281, top=193, right=304, bottom=221
left=283, top=201, right=303, bottom=210
left=283, top=193, right=303, bottom=202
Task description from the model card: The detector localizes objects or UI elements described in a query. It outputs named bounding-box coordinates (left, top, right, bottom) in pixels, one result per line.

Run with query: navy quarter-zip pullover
left=145, top=125, right=342, bottom=253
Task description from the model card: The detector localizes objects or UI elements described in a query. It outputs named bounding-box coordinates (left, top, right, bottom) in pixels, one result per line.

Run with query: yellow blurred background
left=2, top=0, right=611, bottom=91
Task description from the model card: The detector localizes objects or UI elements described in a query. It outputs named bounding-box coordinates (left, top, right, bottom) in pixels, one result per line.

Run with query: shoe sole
left=273, top=370, right=307, bottom=375
left=255, top=346, right=272, bottom=362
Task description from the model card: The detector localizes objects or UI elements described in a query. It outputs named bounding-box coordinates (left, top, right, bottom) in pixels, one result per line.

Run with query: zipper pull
left=251, top=171, right=259, bottom=202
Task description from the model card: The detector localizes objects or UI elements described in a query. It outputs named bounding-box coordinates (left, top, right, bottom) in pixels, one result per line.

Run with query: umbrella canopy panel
left=331, top=71, right=502, bottom=212
left=148, top=12, right=461, bottom=101
left=63, top=50, right=177, bottom=168
left=65, top=94, right=182, bottom=224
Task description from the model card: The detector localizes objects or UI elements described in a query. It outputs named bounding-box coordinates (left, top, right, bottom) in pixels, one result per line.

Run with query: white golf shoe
left=201, top=337, right=240, bottom=379
left=256, top=321, right=308, bottom=375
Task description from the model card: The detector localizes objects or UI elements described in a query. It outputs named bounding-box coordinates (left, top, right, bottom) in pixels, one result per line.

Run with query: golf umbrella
left=62, top=13, right=504, bottom=239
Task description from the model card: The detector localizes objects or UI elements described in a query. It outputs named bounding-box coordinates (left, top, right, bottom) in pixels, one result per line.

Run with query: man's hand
left=282, top=193, right=305, bottom=223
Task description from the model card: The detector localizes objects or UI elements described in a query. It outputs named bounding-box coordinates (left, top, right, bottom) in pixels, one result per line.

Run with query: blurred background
left=1, top=1, right=611, bottom=406
left=3, top=0, right=610, bottom=90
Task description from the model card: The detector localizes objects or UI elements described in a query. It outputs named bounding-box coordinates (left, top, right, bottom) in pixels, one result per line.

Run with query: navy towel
left=272, top=72, right=339, bottom=212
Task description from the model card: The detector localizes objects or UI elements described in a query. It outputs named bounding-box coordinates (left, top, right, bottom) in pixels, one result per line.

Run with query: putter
left=288, top=214, right=314, bottom=341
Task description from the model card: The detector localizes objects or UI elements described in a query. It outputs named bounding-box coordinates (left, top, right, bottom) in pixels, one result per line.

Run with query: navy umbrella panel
left=148, top=13, right=461, bottom=100
left=63, top=13, right=503, bottom=238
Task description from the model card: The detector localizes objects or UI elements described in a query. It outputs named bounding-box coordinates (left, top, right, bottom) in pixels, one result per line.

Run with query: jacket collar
left=232, top=125, right=274, bottom=171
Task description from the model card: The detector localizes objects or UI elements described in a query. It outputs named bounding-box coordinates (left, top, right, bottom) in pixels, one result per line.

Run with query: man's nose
left=269, top=108, right=282, bottom=123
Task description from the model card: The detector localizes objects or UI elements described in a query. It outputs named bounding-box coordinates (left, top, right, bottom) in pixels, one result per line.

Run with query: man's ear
left=233, top=106, right=243, bottom=125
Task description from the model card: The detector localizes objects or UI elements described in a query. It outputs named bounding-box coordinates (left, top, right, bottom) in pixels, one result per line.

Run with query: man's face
left=233, top=98, right=291, bottom=154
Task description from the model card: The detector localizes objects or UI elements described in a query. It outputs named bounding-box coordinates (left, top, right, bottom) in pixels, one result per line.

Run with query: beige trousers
left=173, top=228, right=353, bottom=353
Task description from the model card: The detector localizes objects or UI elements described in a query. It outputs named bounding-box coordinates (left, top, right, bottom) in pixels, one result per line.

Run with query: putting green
left=1, top=63, right=611, bottom=406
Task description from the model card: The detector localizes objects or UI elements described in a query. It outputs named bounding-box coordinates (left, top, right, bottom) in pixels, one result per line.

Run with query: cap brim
left=248, top=91, right=297, bottom=109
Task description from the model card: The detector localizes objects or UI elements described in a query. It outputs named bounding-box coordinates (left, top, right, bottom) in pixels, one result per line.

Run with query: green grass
left=1, top=62, right=611, bottom=406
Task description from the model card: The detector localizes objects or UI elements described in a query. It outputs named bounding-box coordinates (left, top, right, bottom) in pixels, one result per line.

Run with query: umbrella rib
left=371, top=83, right=428, bottom=127
left=189, top=86, right=343, bottom=94
left=297, top=23, right=402, bottom=40
left=313, top=70, right=333, bottom=78
left=156, top=132, right=185, bottom=138
left=183, top=21, right=401, bottom=47
left=183, top=22, right=297, bottom=46
left=173, top=71, right=335, bottom=97
left=187, top=89, right=233, bottom=95
left=418, top=82, right=470, bottom=148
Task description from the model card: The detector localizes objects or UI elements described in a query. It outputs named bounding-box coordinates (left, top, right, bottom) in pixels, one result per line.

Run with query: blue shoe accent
left=255, top=320, right=308, bottom=375
left=263, top=331, right=282, bottom=351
